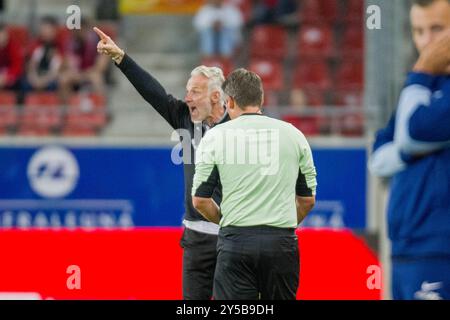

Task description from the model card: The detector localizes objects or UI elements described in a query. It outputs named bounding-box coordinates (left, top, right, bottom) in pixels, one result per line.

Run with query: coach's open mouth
left=190, top=106, right=198, bottom=116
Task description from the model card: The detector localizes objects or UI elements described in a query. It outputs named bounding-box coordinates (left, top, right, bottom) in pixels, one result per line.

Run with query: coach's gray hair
left=191, top=65, right=226, bottom=105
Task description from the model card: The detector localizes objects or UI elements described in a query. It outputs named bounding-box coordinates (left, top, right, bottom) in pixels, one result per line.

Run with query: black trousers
left=180, top=227, right=218, bottom=300
left=213, top=226, right=299, bottom=300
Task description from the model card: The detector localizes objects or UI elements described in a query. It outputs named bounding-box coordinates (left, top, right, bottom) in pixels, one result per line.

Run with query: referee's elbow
left=192, top=196, right=208, bottom=211
left=296, top=196, right=316, bottom=212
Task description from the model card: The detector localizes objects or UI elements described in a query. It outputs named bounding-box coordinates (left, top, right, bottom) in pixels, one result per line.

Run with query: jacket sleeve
left=394, top=72, right=450, bottom=155
left=116, top=54, right=189, bottom=129
left=369, top=113, right=406, bottom=177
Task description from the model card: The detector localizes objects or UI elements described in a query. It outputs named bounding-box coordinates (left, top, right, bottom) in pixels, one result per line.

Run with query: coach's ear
left=210, top=90, right=220, bottom=104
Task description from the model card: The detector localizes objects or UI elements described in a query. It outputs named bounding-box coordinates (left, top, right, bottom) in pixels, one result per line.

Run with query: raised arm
left=395, top=73, right=450, bottom=155
left=395, top=30, right=450, bottom=155
left=93, top=27, right=187, bottom=129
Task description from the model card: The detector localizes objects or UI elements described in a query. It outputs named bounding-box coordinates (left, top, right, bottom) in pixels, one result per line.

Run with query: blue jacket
left=371, top=72, right=450, bottom=258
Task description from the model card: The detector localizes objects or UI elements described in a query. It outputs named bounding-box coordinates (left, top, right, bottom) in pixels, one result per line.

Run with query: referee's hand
left=93, top=27, right=125, bottom=65
left=413, top=30, right=450, bottom=74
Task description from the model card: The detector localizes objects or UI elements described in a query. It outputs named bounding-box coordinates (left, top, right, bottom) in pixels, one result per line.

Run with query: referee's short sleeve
left=192, top=130, right=219, bottom=198
left=296, top=136, right=317, bottom=197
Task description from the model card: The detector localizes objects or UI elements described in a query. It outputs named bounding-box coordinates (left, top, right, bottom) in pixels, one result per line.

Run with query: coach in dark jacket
left=94, top=27, right=230, bottom=300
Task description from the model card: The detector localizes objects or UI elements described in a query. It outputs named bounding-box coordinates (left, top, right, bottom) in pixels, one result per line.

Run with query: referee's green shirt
left=192, top=114, right=317, bottom=228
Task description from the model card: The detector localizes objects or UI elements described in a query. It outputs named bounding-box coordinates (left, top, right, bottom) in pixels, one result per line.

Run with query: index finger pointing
left=93, top=27, right=109, bottom=41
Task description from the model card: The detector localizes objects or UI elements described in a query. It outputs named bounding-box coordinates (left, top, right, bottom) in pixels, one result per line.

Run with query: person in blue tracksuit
left=369, top=0, right=450, bottom=300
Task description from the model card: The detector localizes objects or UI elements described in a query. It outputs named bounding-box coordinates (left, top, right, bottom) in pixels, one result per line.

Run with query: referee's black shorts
left=213, top=225, right=299, bottom=300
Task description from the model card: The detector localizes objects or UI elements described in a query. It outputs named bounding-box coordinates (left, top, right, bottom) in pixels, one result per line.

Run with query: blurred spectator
left=249, top=0, right=297, bottom=26
left=287, top=88, right=327, bottom=135
left=290, top=88, right=307, bottom=109
left=275, top=0, right=298, bottom=25
left=193, top=0, right=243, bottom=58
left=250, top=0, right=278, bottom=25
left=58, top=18, right=109, bottom=102
left=0, top=22, right=23, bottom=90
left=22, top=16, right=62, bottom=93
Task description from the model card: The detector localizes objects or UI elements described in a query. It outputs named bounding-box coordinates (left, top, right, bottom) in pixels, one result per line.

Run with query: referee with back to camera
left=94, top=27, right=229, bottom=300
left=192, top=68, right=317, bottom=300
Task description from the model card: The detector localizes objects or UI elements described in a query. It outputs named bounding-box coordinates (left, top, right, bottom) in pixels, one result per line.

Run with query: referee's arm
left=296, top=143, right=317, bottom=224
left=192, top=132, right=221, bottom=224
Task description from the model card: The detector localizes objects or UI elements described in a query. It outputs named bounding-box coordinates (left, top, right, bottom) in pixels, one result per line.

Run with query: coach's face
left=411, top=0, right=450, bottom=54
left=185, top=74, right=213, bottom=123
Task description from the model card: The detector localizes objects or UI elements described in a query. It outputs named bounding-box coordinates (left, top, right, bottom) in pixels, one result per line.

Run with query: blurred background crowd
left=0, top=0, right=365, bottom=138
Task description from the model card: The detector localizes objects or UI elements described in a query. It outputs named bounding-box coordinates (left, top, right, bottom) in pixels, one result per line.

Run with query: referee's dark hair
left=412, top=0, right=450, bottom=7
left=222, top=68, right=264, bottom=109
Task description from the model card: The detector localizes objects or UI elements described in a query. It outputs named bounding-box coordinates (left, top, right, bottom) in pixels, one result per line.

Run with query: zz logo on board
left=27, top=146, right=80, bottom=198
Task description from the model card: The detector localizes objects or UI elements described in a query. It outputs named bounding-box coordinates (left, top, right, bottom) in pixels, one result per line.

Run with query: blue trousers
left=392, top=257, right=450, bottom=300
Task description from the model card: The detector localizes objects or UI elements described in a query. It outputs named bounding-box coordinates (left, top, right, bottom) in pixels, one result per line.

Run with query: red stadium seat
left=66, top=94, right=108, bottom=131
left=334, top=90, right=364, bottom=107
left=65, top=112, right=108, bottom=129
left=20, top=106, right=62, bottom=131
left=0, top=91, right=16, bottom=106
left=345, top=0, right=364, bottom=23
left=297, top=24, right=335, bottom=58
left=262, top=90, right=279, bottom=108
left=332, top=88, right=365, bottom=136
left=250, top=25, right=288, bottom=59
left=249, top=59, right=284, bottom=91
left=61, top=125, right=98, bottom=137
left=304, top=90, right=326, bottom=106
left=21, top=93, right=62, bottom=133
left=300, top=0, right=341, bottom=24
left=249, top=59, right=283, bottom=91
left=335, top=59, right=364, bottom=90
left=69, top=93, right=106, bottom=110
left=25, top=92, right=61, bottom=107
left=0, top=106, right=18, bottom=129
left=290, top=88, right=326, bottom=108
left=339, top=113, right=365, bottom=137
left=282, top=114, right=321, bottom=136
left=293, top=60, right=332, bottom=91
left=0, top=92, right=18, bottom=131
left=201, top=56, right=234, bottom=76
left=341, top=27, right=364, bottom=57
left=320, top=0, right=340, bottom=23
left=299, top=0, right=322, bottom=24
left=16, top=125, right=53, bottom=136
